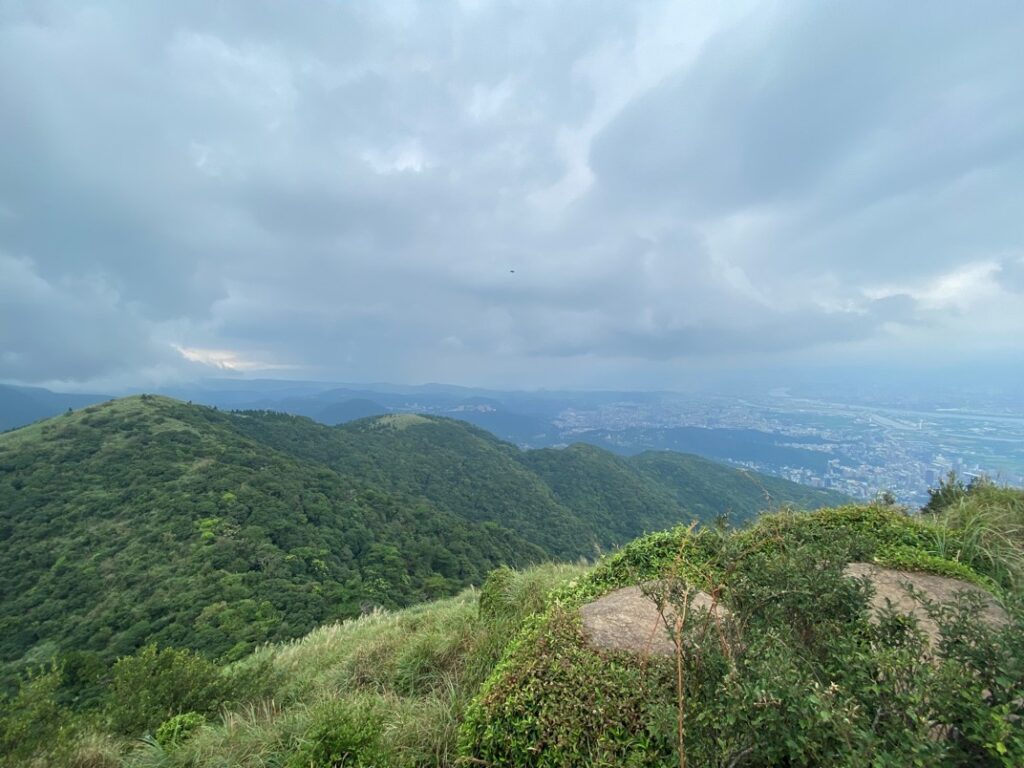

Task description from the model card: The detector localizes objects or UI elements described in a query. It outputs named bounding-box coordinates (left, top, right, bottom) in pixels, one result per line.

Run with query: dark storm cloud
left=1, top=0, right=1022, bottom=387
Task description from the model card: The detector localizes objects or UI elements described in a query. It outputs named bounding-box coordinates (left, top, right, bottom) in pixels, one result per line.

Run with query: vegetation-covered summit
left=461, top=496, right=1024, bottom=767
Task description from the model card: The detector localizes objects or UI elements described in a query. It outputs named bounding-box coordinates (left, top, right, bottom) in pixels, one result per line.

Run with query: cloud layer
left=2, top=1, right=1022, bottom=388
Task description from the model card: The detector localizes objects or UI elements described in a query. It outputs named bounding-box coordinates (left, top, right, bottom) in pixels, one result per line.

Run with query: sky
left=1, top=0, right=1023, bottom=391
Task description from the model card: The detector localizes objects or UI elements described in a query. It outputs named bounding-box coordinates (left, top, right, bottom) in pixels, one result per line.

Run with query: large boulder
left=580, top=583, right=727, bottom=657
left=843, top=562, right=1008, bottom=645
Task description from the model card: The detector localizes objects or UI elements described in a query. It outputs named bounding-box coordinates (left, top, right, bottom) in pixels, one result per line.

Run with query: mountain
left=629, top=450, right=833, bottom=520
left=229, top=410, right=847, bottom=556
left=0, top=396, right=844, bottom=690
left=227, top=411, right=605, bottom=559
left=316, top=397, right=389, bottom=424
left=0, top=384, right=108, bottom=431
left=519, top=443, right=838, bottom=541
left=0, top=397, right=543, bottom=685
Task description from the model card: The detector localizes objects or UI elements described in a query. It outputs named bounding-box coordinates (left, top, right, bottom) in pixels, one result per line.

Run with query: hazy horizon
left=2, top=2, right=1023, bottom=391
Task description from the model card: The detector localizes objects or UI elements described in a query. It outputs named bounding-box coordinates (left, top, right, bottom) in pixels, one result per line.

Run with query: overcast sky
left=2, top=1, right=1023, bottom=390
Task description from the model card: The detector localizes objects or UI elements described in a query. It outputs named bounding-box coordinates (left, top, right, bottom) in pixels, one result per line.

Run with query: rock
left=580, top=583, right=727, bottom=657
left=843, top=562, right=1008, bottom=645
left=580, top=566, right=1008, bottom=658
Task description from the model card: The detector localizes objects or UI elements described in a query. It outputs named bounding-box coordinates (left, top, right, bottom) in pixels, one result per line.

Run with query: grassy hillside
left=0, top=564, right=585, bottom=768
left=461, top=501, right=1024, bottom=767
left=6, top=488, right=1021, bottom=767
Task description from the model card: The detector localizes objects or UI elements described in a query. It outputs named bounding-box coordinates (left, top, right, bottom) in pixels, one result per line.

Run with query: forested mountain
left=0, top=398, right=541, bottom=689
left=0, top=396, right=843, bottom=690
left=230, top=409, right=845, bottom=554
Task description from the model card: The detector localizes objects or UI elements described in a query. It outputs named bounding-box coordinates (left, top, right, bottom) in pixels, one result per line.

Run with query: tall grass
left=104, top=563, right=587, bottom=768
left=928, top=482, right=1024, bottom=592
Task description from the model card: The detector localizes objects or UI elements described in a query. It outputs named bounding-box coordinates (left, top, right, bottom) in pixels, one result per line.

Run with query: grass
left=93, top=563, right=589, bottom=768
left=926, top=483, right=1024, bottom=590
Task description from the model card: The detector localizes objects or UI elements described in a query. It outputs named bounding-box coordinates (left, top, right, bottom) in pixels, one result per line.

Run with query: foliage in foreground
left=461, top=502, right=1024, bottom=767
left=2, top=483, right=1022, bottom=766
left=0, top=564, right=586, bottom=767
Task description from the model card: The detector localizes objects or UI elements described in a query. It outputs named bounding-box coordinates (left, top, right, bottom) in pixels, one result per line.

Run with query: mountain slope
left=517, top=444, right=685, bottom=544
left=231, top=410, right=846, bottom=554
left=11, top=497, right=1021, bottom=768
left=0, top=397, right=543, bottom=680
left=630, top=449, right=843, bottom=525
left=0, top=397, right=844, bottom=690
left=228, top=411, right=601, bottom=558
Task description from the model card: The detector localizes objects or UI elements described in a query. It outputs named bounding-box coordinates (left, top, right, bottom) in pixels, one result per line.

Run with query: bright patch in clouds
left=867, top=262, right=1003, bottom=312
left=172, top=344, right=291, bottom=372
left=361, top=140, right=432, bottom=175
left=914, top=263, right=1003, bottom=311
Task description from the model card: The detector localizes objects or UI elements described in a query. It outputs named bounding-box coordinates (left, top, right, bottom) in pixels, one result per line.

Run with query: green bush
left=461, top=506, right=1024, bottom=766
left=105, top=644, right=228, bottom=736
left=0, top=665, right=69, bottom=766
left=286, top=697, right=386, bottom=768
left=154, top=711, right=206, bottom=748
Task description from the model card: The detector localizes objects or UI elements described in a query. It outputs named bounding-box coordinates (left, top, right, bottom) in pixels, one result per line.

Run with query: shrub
left=0, top=665, right=68, bottom=766
left=286, top=697, right=385, bottom=768
left=461, top=506, right=1023, bottom=766
left=154, top=711, right=206, bottom=748
left=105, top=644, right=228, bottom=736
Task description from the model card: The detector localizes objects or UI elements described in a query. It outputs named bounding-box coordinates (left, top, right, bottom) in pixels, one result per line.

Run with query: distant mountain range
left=0, top=380, right=849, bottom=472
left=0, top=384, right=108, bottom=431
left=0, top=395, right=845, bottom=687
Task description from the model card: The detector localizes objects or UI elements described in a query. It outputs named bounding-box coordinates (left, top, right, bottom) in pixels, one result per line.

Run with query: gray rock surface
left=580, top=584, right=726, bottom=657
left=844, top=562, right=1008, bottom=645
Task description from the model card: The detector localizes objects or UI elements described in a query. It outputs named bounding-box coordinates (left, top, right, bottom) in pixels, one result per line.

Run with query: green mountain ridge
left=231, top=408, right=845, bottom=555
left=0, top=395, right=843, bottom=688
